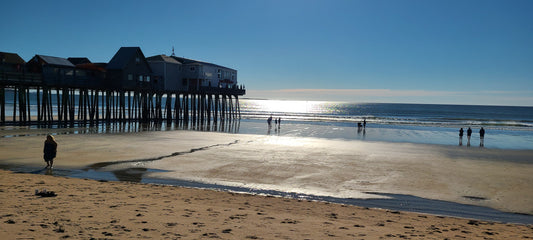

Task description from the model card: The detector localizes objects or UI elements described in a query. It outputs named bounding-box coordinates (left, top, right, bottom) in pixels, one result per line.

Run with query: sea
left=236, top=99, right=533, bottom=150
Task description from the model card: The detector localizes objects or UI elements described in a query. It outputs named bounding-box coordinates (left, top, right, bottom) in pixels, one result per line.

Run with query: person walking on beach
left=363, top=118, right=366, bottom=128
left=467, top=127, right=472, bottom=147
left=278, top=118, right=281, bottom=128
left=267, top=115, right=272, bottom=127
left=479, top=127, right=485, bottom=147
left=43, top=134, right=57, bottom=168
left=459, top=128, right=464, bottom=146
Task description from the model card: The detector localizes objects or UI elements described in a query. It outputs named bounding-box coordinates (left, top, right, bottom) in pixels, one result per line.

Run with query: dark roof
left=107, top=47, right=147, bottom=70
left=0, top=52, right=25, bottom=64
left=68, top=57, right=91, bottom=65
left=36, top=55, right=75, bottom=67
left=76, top=63, right=106, bottom=72
left=147, top=55, right=181, bottom=64
left=171, top=56, right=235, bottom=71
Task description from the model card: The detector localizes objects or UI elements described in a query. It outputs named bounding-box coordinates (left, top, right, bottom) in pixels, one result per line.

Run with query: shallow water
left=237, top=119, right=533, bottom=150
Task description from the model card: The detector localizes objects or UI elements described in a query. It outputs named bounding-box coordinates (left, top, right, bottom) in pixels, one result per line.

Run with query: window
left=146, top=76, right=150, bottom=82
left=128, top=74, right=133, bottom=81
left=135, top=57, right=140, bottom=64
left=190, top=67, right=195, bottom=71
left=138, top=75, right=143, bottom=82
left=76, top=69, right=86, bottom=77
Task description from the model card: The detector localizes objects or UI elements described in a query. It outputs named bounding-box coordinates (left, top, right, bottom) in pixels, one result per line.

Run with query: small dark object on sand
left=35, top=189, right=57, bottom=197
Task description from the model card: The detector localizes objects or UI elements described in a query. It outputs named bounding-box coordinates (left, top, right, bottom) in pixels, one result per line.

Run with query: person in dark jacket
left=43, top=135, right=57, bottom=168
left=467, top=127, right=472, bottom=147
left=459, top=128, right=464, bottom=146
left=479, top=127, right=485, bottom=147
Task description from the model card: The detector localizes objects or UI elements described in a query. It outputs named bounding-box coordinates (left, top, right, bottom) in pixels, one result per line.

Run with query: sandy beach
left=2, top=128, right=533, bottom=214
left=1, top=169, right=532, bottom=239
left=1, top=127, right=533, bottom=238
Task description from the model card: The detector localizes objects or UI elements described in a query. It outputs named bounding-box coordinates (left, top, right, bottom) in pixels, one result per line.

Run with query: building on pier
left=72, top=62, right=107, bottom=89
left=1, top=46, right=245, bottom=126
left=106, top=47, right=154, bottom=90
left=0, top=52, right=25, bottom=73
left=172, top=56, right=237, bottom=91
left=27, top=55, right=75, bottom=86
left=146, top=54, right=185, bottom=91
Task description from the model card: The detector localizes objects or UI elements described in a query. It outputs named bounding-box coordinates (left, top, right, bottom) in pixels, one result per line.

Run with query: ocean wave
left=240, top=111, right=533, bottom=130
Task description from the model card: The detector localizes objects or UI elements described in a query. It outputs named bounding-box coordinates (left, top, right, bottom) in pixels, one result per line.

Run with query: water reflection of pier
left=93, top=118, right=241, bottom=134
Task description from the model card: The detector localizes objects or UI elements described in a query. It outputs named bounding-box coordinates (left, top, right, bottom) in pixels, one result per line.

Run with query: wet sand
left=1, top=128, right=533, bottom=216
left=1, top=169, right=532, bottom=239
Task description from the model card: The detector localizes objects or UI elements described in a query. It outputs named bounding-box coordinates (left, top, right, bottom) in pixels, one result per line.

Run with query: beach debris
left=35, top=189, right=57, bottom=197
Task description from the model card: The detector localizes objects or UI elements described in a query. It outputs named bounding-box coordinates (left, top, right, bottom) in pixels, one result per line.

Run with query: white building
left=172, top=56, right=237, bottom=91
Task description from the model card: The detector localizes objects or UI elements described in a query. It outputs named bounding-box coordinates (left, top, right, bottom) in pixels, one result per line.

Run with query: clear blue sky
left=2, top=0, right=532, bottom=106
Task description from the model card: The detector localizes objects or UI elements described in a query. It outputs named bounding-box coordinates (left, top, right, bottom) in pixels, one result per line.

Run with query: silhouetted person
left=267, top=115, right=272, bottom=127
left=459, top=128, right=464, bottom=146
left=363, top=119, right=366, bottom=128
left=278, top=118, right=281, bottom=128
left=479, top=127, right=485, bottom=147
left=43, top=135, right=57, bottom=168
left=467, top=127, right=472, bottom=147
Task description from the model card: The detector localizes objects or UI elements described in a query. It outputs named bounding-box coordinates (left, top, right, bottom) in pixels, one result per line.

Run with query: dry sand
left=1, top=170, right=532, bottom=240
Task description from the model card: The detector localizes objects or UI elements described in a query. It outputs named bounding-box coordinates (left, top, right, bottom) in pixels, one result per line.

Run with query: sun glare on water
left=251, top=100, right=329, bottom=114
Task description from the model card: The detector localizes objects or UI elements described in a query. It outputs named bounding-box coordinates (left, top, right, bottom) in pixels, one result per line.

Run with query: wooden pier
left=0, top=72, right=244, bottom=127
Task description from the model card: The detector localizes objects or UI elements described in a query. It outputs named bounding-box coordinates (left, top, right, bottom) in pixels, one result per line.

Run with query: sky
left=2, top=0, right=532, bottom=106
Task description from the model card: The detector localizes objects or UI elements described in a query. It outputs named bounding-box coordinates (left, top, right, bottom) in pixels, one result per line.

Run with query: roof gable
left=0, top=52, right=26, bottom=64
left=107, top=47, right=149, bottom=70
left=68, top=57, right=91, bottom=65
left=35, top=55, right=75, bottom=67
left=147, top=55, right=181, bottom=64
left=171, top=56, right=235, bottom=71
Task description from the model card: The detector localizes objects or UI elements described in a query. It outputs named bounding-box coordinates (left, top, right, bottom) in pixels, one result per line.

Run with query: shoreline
left=2, top=117, right=533, bottom=151
left=1, top=169, right=532, bottom=239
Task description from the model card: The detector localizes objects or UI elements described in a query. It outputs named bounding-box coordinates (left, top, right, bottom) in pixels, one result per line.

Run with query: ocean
left=236, top=99, right=533, bottom=150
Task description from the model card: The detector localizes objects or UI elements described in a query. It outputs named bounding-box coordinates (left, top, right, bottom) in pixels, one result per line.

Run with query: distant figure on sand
left=278, top=118, right=281, bottom=128
left=267, top=115, right=272, bottom=127
left=363, top=119, right=366, bottom=128
left=479, top=127, right=485, bottom=147
left=459, top=128, right=464, bottom=146
left=43, top=135, right=57, bottom=168
left=467, top=127, right=472, bottom=147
